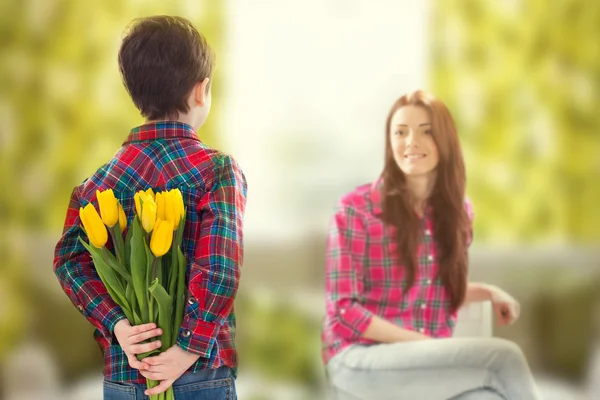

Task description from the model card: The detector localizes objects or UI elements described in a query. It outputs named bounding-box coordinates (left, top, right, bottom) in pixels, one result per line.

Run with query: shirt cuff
left=83, top=298, right=127, bottom=344
left=334, top=301, right=373, bottom=340
left=176, top=319, right=219, bottom=357
left=105, top=308, right=128, bottom=334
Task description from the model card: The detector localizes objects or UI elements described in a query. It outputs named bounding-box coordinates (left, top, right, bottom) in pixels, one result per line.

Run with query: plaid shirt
left=54, top=121, right=247, bottom=383
left=322, top=180, right=473, bottom=364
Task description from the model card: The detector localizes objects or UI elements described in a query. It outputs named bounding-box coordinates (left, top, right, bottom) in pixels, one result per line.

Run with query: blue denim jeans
left=327, top=338, right=541, bottom=400
left=103, top=366, right=236, bottom=400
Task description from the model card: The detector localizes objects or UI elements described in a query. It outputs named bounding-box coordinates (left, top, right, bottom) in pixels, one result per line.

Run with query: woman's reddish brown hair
left=381, top=90, right=470, bottom=313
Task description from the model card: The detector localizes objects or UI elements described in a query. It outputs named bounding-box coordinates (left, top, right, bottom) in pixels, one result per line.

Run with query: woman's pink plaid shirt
left=322, top=180, right=473, bottom=364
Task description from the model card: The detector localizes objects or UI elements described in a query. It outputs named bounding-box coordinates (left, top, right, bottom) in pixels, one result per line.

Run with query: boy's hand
left=140, top=345, right=201, bottom=396
left=113, top=319, right=163, bottom=371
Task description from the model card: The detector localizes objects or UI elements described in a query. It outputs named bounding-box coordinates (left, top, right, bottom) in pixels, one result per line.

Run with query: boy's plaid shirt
left=322, top=180, right=473, bottom=364
left=53, top=122, right=247, bottom=383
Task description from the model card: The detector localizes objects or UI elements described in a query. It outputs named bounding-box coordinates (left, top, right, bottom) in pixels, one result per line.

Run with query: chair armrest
left=453, top=301, right=493, bottom=337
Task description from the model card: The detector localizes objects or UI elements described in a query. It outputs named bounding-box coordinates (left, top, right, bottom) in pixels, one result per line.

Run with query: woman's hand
left=489, top=286, right=520, bottom=326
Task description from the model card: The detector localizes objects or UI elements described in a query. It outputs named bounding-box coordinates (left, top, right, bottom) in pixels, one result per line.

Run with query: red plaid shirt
left=322, top=180, right=473, bottom=364
left=54, top=121, right=247, bottom=383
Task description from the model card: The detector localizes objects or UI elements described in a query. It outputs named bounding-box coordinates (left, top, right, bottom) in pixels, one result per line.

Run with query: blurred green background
left=1, top=0, right=598, bottom=399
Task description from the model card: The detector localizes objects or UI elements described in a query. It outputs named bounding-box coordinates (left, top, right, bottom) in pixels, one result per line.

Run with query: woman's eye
left=395, top=130, right=405, bottom=136
left=424, top=129, right=433, bottom=135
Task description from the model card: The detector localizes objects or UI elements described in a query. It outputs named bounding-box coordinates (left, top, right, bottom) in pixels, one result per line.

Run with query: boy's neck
left=146, top=114, right=201, bottom=131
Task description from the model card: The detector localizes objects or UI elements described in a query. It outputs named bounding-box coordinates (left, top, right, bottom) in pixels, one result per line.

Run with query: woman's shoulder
left=337, top=182, right=378, bottom=213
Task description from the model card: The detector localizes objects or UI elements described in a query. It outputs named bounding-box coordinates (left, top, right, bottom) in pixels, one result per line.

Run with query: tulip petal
left=118, top=203, right=127, bottom=233
left=80, top=204, right=108, bottom=248
left=150, top=219, right=174, bottom=257
left=97, top=189, right=119, bottom=228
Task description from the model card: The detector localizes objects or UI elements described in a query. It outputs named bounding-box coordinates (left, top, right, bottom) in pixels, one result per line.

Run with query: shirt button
left=187, top=297, right=196, bottom=305
left=419, top=328, right=425, bottom=333
left=421, top=303, right=426, bottom=309
left=426, top=279, right=432, bottom=285
left=425, top=229, right=431, bottom=236
left=427, top=255, right=433, bottom=261
left=182, top=330, right=191, bottom=338
left=340, top=309, right=346, bottom=315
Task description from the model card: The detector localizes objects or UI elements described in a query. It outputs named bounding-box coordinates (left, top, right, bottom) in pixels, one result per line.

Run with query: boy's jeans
left=103, top=366, right=235, bottom=400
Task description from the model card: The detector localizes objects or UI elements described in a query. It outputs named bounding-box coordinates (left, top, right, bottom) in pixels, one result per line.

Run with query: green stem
left=109, top=225, right=126, bottom=265
left=168, top=233, right=178, bottom=296
left=152, top=257, right=158, bottom=281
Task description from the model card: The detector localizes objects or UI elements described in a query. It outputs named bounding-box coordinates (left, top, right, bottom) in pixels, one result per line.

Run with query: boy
left=53, top=15, right=246, bottom=399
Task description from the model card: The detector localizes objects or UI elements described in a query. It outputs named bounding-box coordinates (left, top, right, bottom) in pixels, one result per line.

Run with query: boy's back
left=53, top=16, right=246, bottom=398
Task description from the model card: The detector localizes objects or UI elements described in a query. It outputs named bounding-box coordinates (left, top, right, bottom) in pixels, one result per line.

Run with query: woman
left=322, top=91, right=541, bottom=400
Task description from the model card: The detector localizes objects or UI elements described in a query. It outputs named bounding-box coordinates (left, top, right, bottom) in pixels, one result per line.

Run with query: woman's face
left=389, top=105, right=440, bottom=179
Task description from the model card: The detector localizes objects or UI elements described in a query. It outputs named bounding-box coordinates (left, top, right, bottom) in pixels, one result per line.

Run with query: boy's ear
left=194, top=78, right=210, bottom=106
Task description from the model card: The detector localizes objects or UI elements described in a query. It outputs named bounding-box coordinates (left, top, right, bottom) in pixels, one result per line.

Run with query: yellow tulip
left=141, top=198, right=157, bottom=233
left=80, top=203, right=108, bottom=248
left=134, top=190, right=155, bottom=219
left=145, top=188, right=155, bottom=201
left=156, top=192, right=166, bottom=220
left=163, top=189, right=184, bottom=230
left=134, top=191, right=144, bottom=218
left=150, top=219, right=174, bottom=257
left=118, top=202, right=127, bottom=233
left=96, top=189, right=119, bottom=228
left=172, top=189, right=185, bottom=229
left=163, top=191, right=173, bottom=227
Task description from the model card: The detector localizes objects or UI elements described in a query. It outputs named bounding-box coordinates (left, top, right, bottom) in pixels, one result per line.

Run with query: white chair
left=454, top=301, right=493, bottom=338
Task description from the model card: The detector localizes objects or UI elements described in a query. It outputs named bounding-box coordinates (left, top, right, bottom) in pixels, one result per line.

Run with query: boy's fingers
left=141, top=356, right=163, bottom=366
left=130, top=323, right=157, bottom=335
left=130, top=340, right=162, bottom=355
left=145, top=379, right=174, bottom=396
left=140, top=370, right=165, bottom=381
left=130, top=328, right=162, bottom=344
left=127, top=354, right=149, bottom=370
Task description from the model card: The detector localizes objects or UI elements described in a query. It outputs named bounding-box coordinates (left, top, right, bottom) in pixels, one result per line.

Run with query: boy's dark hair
left=118, top=15, right=214, bottom=120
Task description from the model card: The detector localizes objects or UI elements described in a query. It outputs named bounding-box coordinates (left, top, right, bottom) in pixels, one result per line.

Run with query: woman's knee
left=450, top=388, right=506, bottom=400
left=485, top=338, right=527, bottom=364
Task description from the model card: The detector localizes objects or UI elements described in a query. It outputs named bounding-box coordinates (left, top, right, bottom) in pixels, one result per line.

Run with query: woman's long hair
left=381, top=90, right=470, bottom=313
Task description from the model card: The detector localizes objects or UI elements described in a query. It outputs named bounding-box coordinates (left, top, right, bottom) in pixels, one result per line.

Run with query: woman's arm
left=464, top=283, right=521, bottom=325
left=362, top=315, right=430, bottom=343
left=327, top=201, right=430, bottom=344
left=463, top=282, right=494, bottom=303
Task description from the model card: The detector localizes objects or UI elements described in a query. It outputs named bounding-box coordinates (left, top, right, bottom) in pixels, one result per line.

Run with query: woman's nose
left=405, top=131, right=419, bottom=147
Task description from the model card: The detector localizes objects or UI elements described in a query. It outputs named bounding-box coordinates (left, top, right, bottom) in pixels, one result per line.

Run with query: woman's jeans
left=326, top=337, right=542, bottom=400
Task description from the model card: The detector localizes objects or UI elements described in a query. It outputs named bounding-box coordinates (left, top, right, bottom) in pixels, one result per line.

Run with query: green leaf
left=124, top=223, right=134, bottom=270
left=130, top=216, right=148, bottom=322
left=173, top=247, right=187, bottom=337
left=102, top=247, right=132, bottom=286
left=79, top=239, right=133, bottom=321
left=148, top=278, right=174, bottom=350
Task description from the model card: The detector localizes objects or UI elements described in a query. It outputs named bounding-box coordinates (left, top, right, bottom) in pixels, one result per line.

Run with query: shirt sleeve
left=326, top=201, right=373, bottom=341
left=177, top=154, right=247, bottom=357
left=53, top=187, right=127, bottom=345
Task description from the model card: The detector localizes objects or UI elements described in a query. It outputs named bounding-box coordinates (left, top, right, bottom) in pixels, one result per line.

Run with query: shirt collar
left=123, top=121, right=200, bottom=145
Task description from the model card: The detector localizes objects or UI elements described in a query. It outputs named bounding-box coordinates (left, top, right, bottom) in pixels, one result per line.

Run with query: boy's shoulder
left=75, top=144, right=243, bottom=200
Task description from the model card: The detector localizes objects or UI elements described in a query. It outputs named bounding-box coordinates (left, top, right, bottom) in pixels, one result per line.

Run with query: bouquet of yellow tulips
left=79, top=188, right=187, bottom=400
